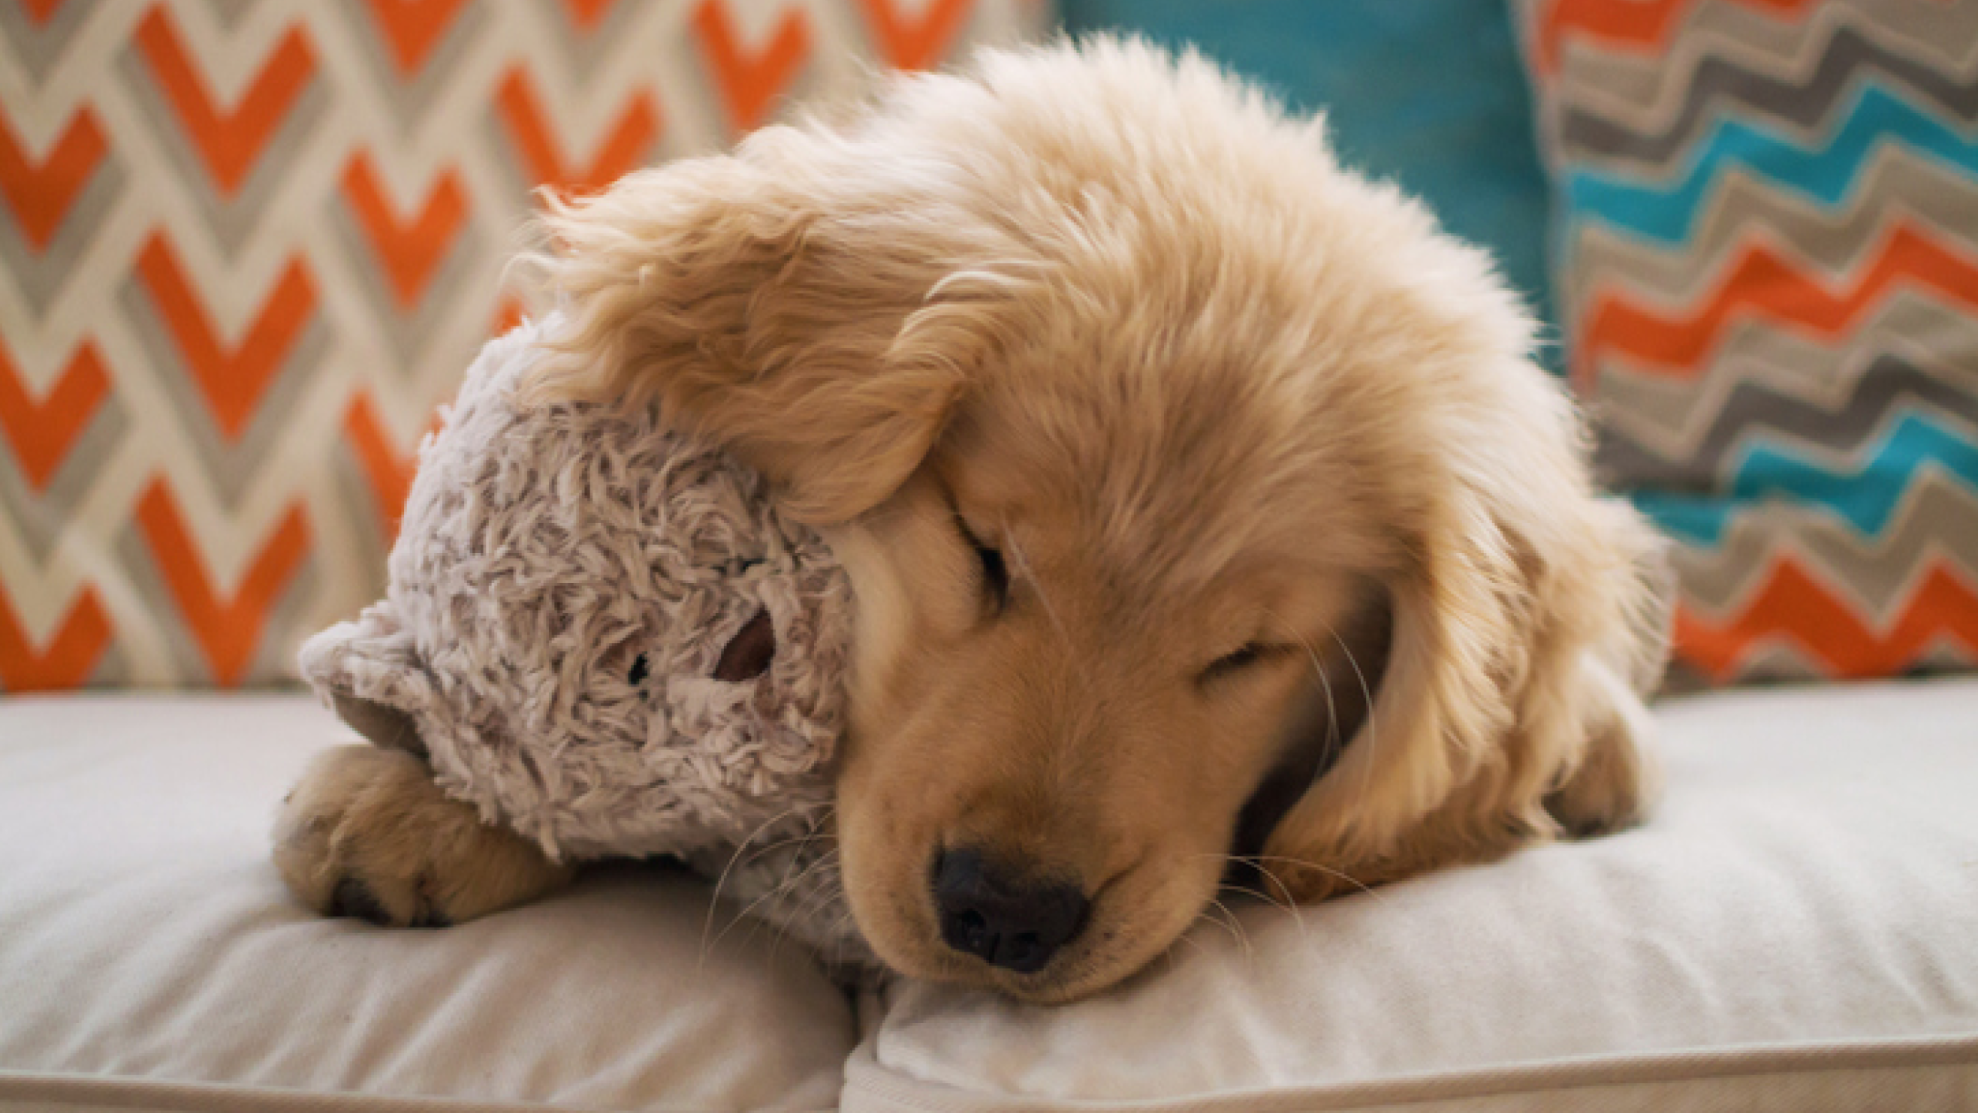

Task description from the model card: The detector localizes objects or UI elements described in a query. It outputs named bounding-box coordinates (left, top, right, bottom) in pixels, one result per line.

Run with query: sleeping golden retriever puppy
left=279, top=37, right=1668, bottom=1003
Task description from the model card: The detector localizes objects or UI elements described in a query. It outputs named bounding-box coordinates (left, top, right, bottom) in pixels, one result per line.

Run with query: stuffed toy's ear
left=297, top=602, right=432, bottom=758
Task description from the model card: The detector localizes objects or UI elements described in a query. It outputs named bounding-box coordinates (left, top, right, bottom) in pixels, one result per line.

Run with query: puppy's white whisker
left=1205, top=897, right=1254, bottom=966
left=727, top=823, right=837, bottom=874
left=1239, top=852, right=1387, bottom=907
left=1314, top=613, right=1381, bottom=814
left=771, top=846, right=845, bottom=925
left=1252, top=864, right=1301, bottom=915
left=1191, top=909, right=1240, bottom=948
left=698, top=805, right=812, bottom=967
left=769, top=850, right=850, bottom=962
left=1211, top=860, right=1314, bottom=950
left=1005, top=534, right=1073, bottom=652
left=1264, top=609, right=1343, bottom=787
left=710, top=845, right=842, bottom=959
left=1185, top=850, right=1308, bottom=933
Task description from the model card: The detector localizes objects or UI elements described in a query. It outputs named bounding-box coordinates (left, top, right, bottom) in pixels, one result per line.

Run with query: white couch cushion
left=0, top=694, right=855, bottom=1112
left=849, top=678, right=1978, bottom=1112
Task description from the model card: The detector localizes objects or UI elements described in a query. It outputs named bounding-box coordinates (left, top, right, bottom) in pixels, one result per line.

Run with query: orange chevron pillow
left=1521, top=0, right=1978, bottom=683
left=0, top=0, right=1045, bottom=691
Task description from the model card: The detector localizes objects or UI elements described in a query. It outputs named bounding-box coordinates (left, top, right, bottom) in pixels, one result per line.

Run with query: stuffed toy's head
left=299, top=316, right=855, bottom=951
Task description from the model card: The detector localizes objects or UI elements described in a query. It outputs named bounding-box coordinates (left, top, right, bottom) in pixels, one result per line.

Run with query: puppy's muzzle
left=932, top=847, right=1089, bottom=973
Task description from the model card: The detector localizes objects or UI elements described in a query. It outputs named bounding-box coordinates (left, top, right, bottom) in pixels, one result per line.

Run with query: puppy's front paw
left=273, top=745, right=572, bottom=927
left=1545, top=660, right=1663, bottom=838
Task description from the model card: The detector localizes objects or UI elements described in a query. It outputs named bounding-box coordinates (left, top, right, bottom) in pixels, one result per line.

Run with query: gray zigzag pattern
left=112, top=518, right=321, bottom=687
left=1562, top=22, right=1978, bottom=166
left=1594, top=295, right=1978, bottom=448
left=116, top=47, right=330, bottom=260
left=1597, top=352, right=1978, bottom=486
left=327, top=194, right=487, bottom=375
left=0, top=150, right=125, bottom=320
left=0, top=395, right=127, bottom=564
left=119, top=279, right=332, bottom=513
left=333, top=448, right=393, bottom=588
left=336, top=0, right=491, bottom=133
left=0, top=0, right=92, bottom=87
left=1670, top=472, right=1978, bottom=612
left=1553, top=0, right=1978, bottom=131
left=1563, top=146, right=1978, bottom=309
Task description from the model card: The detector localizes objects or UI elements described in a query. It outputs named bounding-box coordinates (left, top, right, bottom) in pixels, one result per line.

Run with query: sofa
left=7, top=1, right=1978, bottom=1110
left=4, top=679, right=1975, bottom=1111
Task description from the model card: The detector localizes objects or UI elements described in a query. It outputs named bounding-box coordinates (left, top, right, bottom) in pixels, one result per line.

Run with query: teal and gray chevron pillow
left=1522, top=0, right=1978, bottom=682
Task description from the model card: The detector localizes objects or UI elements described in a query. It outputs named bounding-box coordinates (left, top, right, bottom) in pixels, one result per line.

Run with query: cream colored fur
left=295, top=36, right=1668, bottom=1002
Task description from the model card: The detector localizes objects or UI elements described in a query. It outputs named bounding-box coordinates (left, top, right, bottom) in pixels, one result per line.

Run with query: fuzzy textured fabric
left=300, top=315, right=863, bottom=962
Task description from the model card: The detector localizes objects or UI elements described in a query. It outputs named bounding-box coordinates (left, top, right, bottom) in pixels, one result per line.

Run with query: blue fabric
left=1565, top=82, right=1978, bottom=243
left=1636, top=412, right=1978, bottom=546
left=1057, top=0, right=1557, bottom=362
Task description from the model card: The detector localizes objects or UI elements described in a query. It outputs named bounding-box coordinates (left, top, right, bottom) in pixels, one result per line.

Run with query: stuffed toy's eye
left=714, top=608, right=775, bottom=682
left=628, top=652, right=651, bottom=686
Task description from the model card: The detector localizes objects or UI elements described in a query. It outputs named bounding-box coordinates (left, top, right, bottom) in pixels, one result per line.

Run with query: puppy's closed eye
left=1199, top=642, right=1290, bottom=685
left=959, top=519, right=1009, bottom=613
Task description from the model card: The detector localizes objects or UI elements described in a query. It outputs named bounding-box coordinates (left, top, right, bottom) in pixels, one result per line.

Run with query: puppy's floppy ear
left=298, top=603, right=432, bottom=757
left=524, top=125, right=1017, bottom=524
left=1262, top=369, right=1667, bottom=898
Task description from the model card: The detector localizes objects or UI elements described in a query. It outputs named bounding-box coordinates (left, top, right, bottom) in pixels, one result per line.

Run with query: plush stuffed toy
left=298, top=315, right=865, bottom=965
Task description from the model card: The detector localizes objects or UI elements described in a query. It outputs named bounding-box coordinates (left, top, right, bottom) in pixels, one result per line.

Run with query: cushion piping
left=0, top=1070, right=840, bottom=1113
left=841, top=1031, right=1978, bottom=1112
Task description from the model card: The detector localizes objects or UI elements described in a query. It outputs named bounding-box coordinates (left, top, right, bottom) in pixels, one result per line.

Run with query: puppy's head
left=528, top=40, right=1664, bottom=1001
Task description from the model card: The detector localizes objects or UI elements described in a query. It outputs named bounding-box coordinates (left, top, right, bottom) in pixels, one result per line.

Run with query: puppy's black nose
left=932, top=847, right=1088, bottom=974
